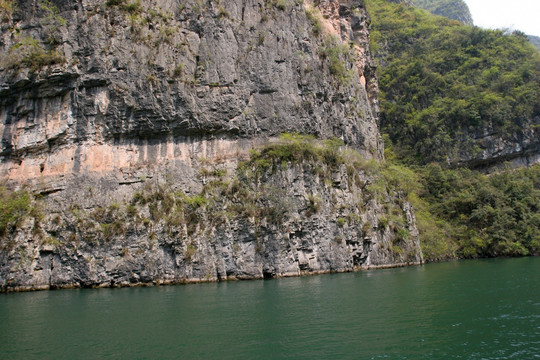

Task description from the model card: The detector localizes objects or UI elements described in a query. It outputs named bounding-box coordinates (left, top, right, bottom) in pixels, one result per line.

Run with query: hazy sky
left=464, top=0, right=540, bottom=37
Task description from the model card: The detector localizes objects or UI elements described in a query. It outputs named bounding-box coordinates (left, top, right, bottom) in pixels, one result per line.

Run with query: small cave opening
left=262, top=270, right=274, bottom=279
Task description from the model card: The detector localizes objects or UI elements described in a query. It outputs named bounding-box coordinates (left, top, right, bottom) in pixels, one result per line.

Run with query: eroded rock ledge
left=1, top=136, right=423, bottom=292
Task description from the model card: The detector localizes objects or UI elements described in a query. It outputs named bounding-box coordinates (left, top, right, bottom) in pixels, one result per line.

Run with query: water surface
left=1, top=257, right=539, bottom=359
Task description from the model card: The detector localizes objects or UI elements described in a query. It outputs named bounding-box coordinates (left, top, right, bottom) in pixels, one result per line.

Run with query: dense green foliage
left=417, top=164, right=540, bottom=259
left=377, top=158, right=540, bottom=260
left=367, top=0, right=540, bottom=165
left=412, top=0, right=472, bottom=24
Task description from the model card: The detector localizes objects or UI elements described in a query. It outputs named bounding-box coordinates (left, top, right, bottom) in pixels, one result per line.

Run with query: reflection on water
left=1, top=257, right=539, bottom=359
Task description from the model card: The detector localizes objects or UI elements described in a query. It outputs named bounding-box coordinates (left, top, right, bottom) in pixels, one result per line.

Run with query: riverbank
left=1, top=260, right=425, bottom=293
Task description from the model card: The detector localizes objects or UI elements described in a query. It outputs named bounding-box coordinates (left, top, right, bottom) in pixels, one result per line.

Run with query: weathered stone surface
left=0, top=0, right=423, bottom=291
left=1, top=0, right=383, bottom=180
left=1, top=159, right=423, bottom=291
left=455, top=126, right=540, bottom=170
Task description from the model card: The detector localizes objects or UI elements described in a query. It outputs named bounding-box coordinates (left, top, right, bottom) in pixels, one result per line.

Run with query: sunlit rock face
left=0, top=0, right=382, bottom=182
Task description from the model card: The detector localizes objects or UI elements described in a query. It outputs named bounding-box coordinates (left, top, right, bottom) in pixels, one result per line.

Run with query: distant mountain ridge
left=412, top=0, right=473, bottom=25
left=528, top=35, right=540, bottom=51
left=412, top=1, right=540, bottom=51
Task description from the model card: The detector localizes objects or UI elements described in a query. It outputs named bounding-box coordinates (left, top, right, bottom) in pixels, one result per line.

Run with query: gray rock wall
left=1, top=152, right=423, bottom=291
left=1, top=0, right=382, bottom=180
left=0, top=0, right=423, bottom=291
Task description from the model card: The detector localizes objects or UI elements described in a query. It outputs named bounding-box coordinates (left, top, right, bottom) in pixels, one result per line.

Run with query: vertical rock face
left=0, top=0, right=423, bottom=291
left=0, top=144, right=424, bottom=291
left=1, top=0, right=382, bottom=180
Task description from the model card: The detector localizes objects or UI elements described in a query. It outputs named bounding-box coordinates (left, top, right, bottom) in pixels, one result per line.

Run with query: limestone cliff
left=0, top=0, right=422, bottom=291
left=1, top=0, right=381, bottom=179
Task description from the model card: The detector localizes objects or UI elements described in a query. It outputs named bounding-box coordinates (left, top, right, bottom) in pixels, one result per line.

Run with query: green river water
left=1, top=257, right=539, bottom=359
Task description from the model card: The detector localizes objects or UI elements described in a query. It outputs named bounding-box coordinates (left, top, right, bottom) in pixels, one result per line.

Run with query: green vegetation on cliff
left=0, top=187, right=32, bottom=238
left=1, top=135, right=415, bottom=262
left=367, top=0, right=540, bottom=165
left=0, top=0, right=66, bottom=71
left=1, top=135, right=537, bottom=263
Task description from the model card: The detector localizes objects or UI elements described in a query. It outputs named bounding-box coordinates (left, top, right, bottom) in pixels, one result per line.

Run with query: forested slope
left=366, top=0, right=540, bottom=260
left=368, top=0, right=540, bottom=168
